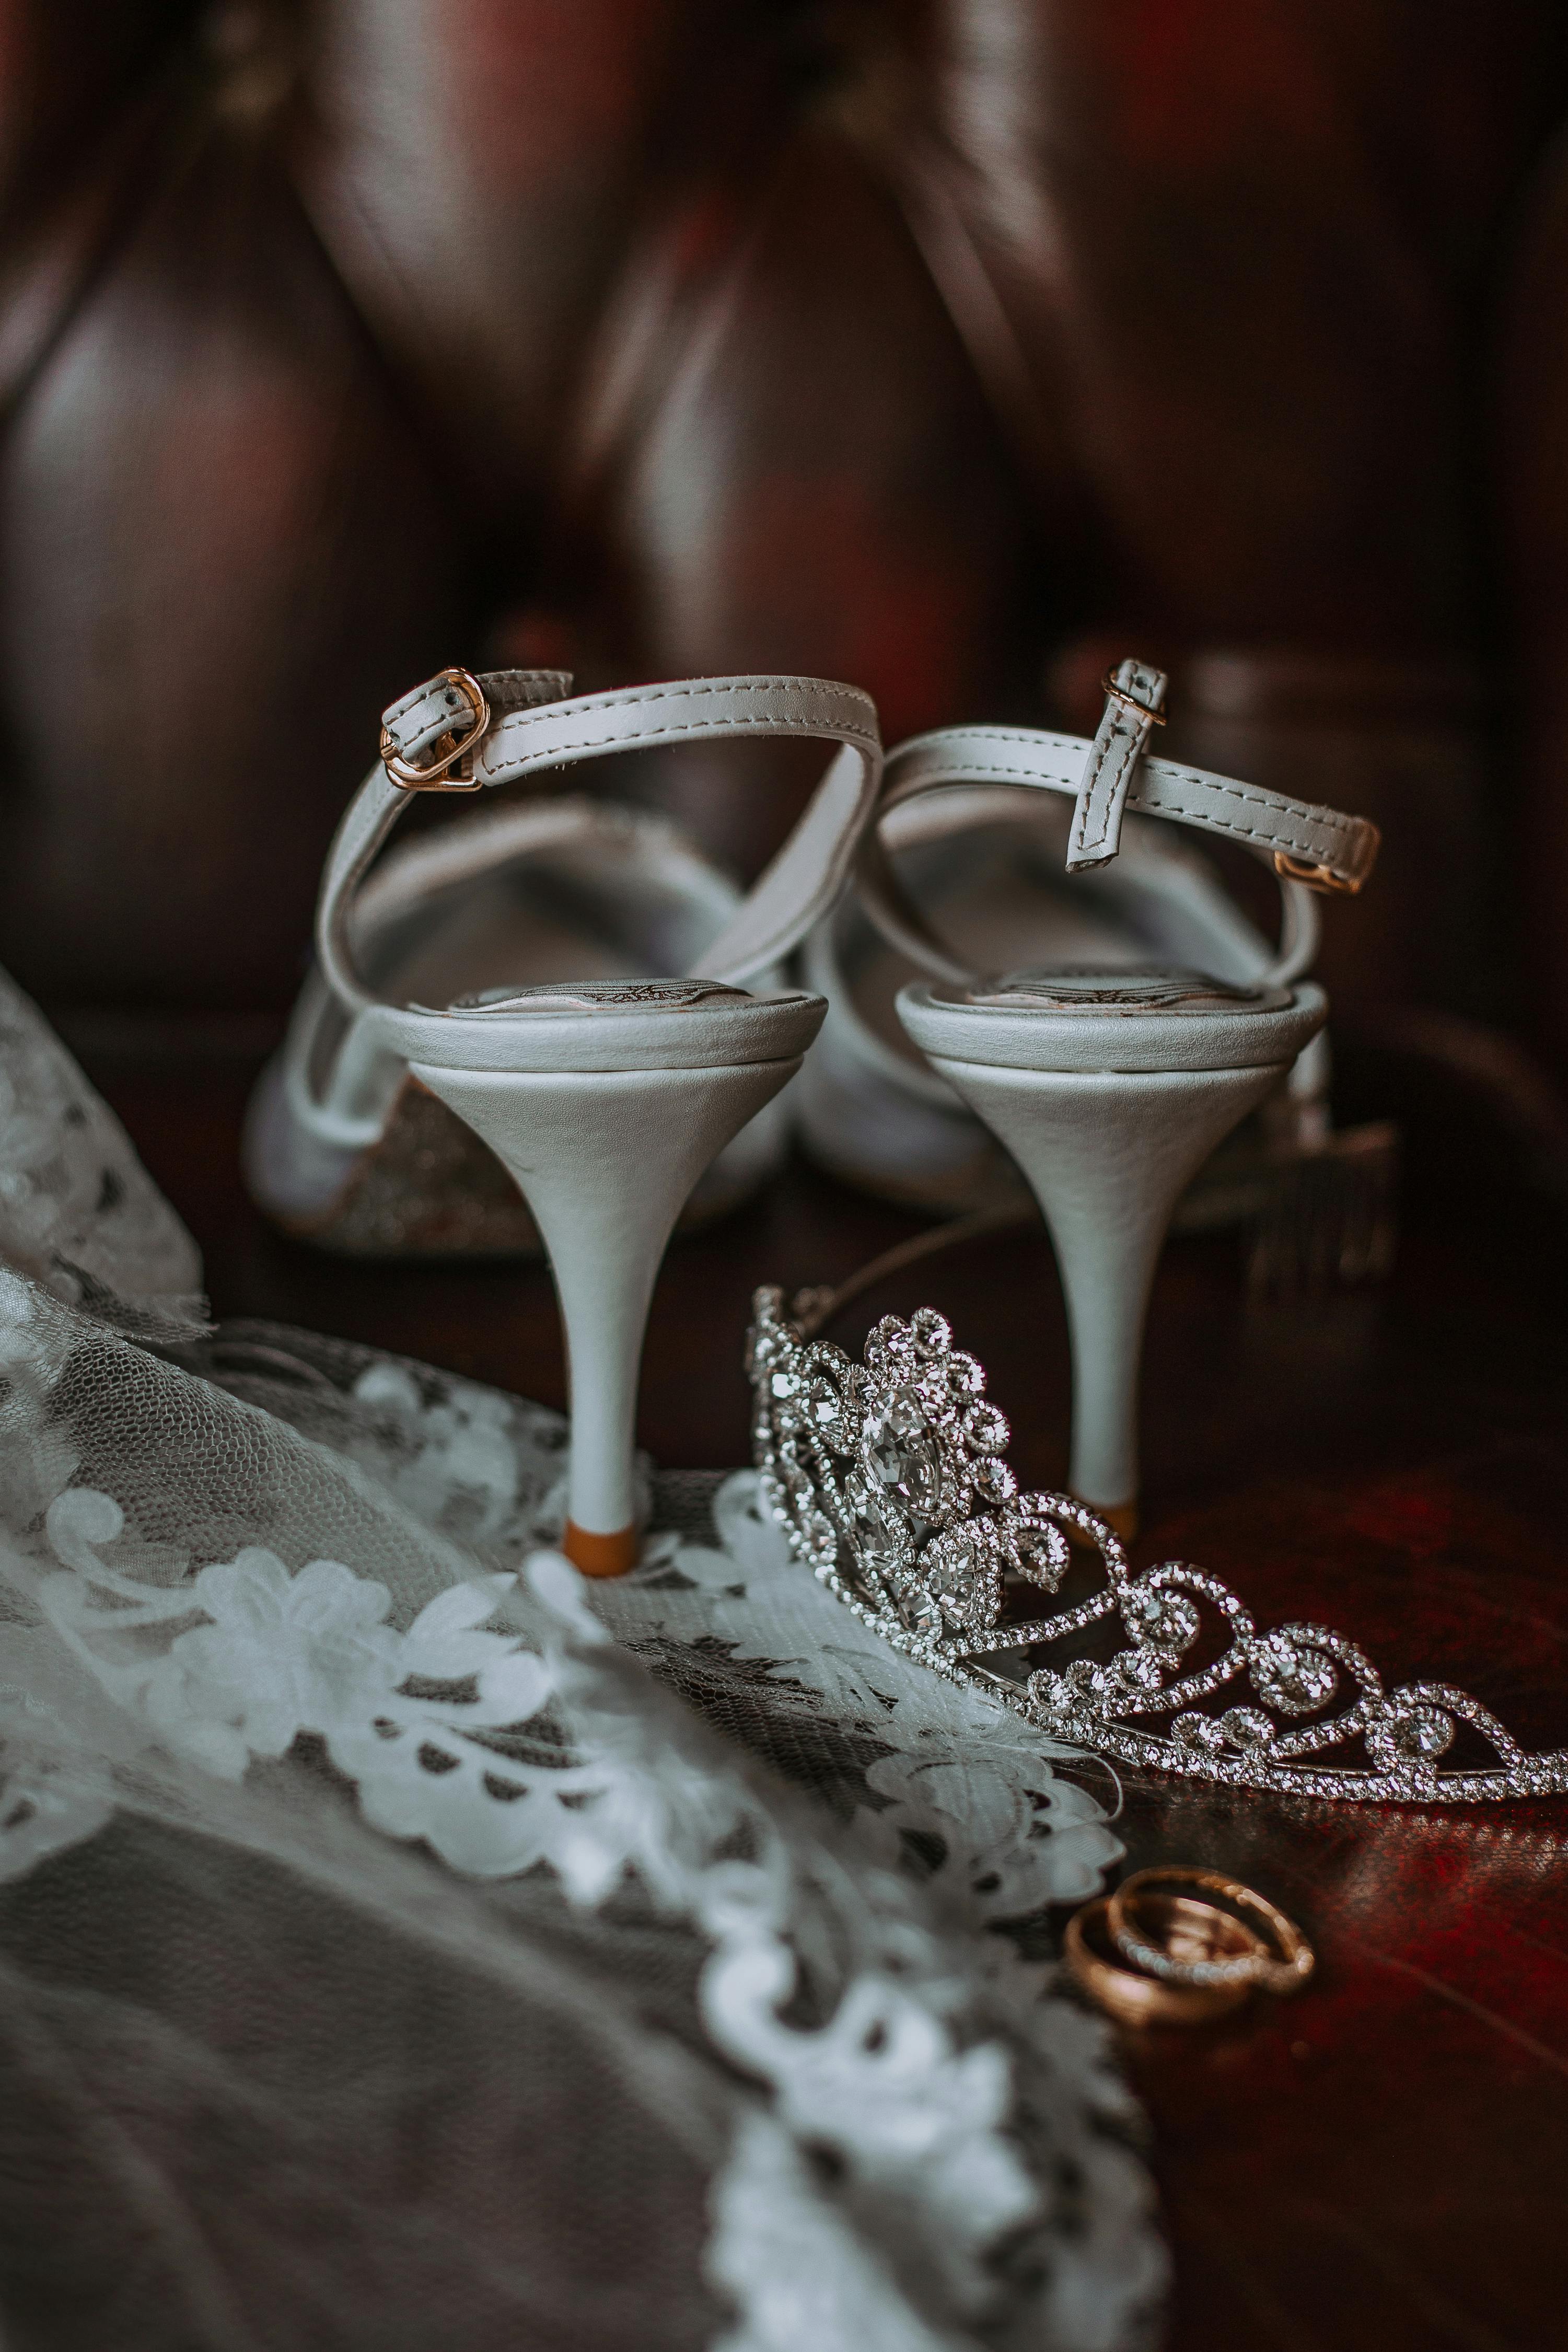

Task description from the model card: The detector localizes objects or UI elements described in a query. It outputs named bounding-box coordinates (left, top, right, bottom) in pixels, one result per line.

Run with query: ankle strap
left=857, top=671, right=1379, bottom=990
left=317, top=667, right=883, bottom=1011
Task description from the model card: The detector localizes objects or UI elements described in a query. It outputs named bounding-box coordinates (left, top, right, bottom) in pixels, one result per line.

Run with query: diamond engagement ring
left=1064, top=1897, right=1253, bottom=2026
left=746, top=1285, right=1568, bottom=1805
left=1106, top=1868, right=1314, bottom=1994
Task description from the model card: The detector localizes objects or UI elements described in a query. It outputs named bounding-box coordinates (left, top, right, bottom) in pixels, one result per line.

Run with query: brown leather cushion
left=3, top=2, right=1565, bottom=1022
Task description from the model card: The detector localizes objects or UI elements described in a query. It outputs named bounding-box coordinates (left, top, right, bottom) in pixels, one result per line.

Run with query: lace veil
left=0, top=967, right=1164, bottom=2350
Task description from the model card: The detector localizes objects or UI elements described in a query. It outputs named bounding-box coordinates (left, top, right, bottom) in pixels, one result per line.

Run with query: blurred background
left=7, top=0, right=1568, bottom=1166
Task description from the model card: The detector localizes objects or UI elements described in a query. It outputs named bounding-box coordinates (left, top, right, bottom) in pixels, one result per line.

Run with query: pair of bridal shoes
left=247, top=658, right=1377, bottom=1571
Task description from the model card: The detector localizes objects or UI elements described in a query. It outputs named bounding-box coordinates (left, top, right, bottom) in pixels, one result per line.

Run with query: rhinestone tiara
left=746, top=1288, right=1567, bottom=1805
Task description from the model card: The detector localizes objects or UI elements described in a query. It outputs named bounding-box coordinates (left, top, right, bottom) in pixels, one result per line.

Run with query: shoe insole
left=368, top=858, right=718, bottom=1012
left=850, top=836, right=1194, bottom=1068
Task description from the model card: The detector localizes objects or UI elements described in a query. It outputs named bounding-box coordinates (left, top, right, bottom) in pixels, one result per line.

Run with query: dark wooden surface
left=78, top=1024, right=1568, bottom=2352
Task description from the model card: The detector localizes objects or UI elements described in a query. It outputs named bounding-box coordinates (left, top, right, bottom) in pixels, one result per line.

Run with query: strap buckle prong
left=380, top=667, right=490, bottom=791
left=1099, top=669, right=1168, bottom=729
left=1272, top=851, right=1361, bottom=897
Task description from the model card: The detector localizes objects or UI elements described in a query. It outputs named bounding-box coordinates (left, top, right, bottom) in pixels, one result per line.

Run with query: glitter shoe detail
left=746, top=1288, right=1568, bottom=1805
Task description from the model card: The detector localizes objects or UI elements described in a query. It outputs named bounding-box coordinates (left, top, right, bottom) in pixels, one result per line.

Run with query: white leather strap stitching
left=318, top=670, right=882, bottom=1013
left=469, top=677, right=879, bottom=785
left=877, top=730, right=1378, bottom=880
left=382, top=668, right=572, bottom=762
left=858, top=722, right=1372, bottom=989
left=1067, top=657, right=1167, bottom=871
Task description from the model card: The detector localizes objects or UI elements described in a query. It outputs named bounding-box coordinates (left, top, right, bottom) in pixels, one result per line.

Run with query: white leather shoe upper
left=255, top=665, right=882, bottom=1238
left=856, top=671, right=1378, bottom=996
left=319, top=668, right=883, bottom=1019
left=246, top=793, right=802, bottom=1229
left=796, top=779, right=1335, bottom=1203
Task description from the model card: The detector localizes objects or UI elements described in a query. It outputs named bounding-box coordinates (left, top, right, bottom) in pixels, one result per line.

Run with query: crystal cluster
left=748, top=1288, right=1568, bottom=1805
left=749, top=1297, right=1072, bottom=1652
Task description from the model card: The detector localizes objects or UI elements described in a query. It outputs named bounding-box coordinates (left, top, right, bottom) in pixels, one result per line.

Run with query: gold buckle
left=1100, top=669, right=1167, bottom=728
left=1272, top=851, right=1361, bottom=897
left=379, top=667, right=490, bottom=791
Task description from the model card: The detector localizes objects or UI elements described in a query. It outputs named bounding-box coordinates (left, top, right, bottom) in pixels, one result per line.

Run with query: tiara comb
left=746, top=1288, right=1566, bottom=1805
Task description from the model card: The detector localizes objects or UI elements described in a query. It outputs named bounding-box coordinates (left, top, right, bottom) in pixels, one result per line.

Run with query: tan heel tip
left=1068, top=1500, right=1139, bottom=1545
left=562, top=1521, right=641, bottom=1578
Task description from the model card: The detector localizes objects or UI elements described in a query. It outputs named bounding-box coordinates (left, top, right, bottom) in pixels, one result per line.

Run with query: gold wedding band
left=1064, top=1895, right=1253, bottom=2027
left=1108, top=1866, right=1315, bottom=1997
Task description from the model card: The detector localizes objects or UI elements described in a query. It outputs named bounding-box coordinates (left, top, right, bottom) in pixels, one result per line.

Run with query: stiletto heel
left=312, top=666, right=881, bottom=1574
left=857, top=659, right=1379, bottom=1530
left=414, top=1052, right=806, bottom=1571
left=897, top=1027, right=1318, bottom=1531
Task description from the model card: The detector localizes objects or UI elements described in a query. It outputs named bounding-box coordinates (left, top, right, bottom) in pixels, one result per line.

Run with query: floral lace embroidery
left=705, top=2115, right=965, bottom=2352
left=0, top=1294, right=1157, bottom=2352
left=0, top=1476, right=1158, bottom=2348
left=596, top=1471, right=1122, bottom=1919
left=29, top=1490, right=624, bottom=1880
left=0, top=963, right=1165, bottom=2349
left=0, top=971, right=205, bottom=1336
left=188, top=1325, right=1123, bottom=1918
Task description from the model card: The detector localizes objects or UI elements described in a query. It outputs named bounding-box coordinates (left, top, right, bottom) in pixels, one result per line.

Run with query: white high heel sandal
left=315, top=664, right=881, bottom=1574
left=793, top=760, right=1334, bottom=1219
left=246, top=785, right=796, bottom=1256
left=856, top=659, right=1380, bottom=1535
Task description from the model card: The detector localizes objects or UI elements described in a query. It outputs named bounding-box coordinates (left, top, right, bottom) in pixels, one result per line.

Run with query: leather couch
left=4, top=0, right=1566, bottom=1074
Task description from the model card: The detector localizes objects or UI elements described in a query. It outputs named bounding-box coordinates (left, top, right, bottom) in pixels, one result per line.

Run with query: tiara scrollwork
left=746, top=1288, right=1567, bottom=1805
